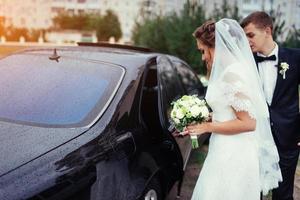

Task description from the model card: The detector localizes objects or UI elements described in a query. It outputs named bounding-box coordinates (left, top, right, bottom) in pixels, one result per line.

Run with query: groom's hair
left=241, top=11, right=273, bottom=32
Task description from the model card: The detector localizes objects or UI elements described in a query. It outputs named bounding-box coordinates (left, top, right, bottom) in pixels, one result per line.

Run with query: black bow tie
left=255, top=54, right=277, bottom=63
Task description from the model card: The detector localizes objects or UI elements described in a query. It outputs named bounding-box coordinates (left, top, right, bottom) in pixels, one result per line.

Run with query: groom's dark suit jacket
left=255, top=47, right=300, bottom=149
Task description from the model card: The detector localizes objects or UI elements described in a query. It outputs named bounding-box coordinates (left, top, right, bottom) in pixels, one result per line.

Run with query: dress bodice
left=206, top=82, right=236, bottom=122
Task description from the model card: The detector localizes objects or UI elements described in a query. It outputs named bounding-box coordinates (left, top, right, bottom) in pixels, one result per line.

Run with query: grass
left=192, top=147, right=207, bottom=164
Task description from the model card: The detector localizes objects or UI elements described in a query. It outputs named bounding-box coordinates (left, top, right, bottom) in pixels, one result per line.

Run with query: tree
left=164, top=1, right=207, bottom=74
left=5, top=26, right=29, bottom=41
left=52, top=10, right=122, bottom=42
left=209, top=0, right=241, bottom=22
left=52, top=12, right=71, bottom=29
left=231, top=2, right=241, bottom=22
left=96, top=10, right=122, bottom=41
left=132, top=0, right=243, bottom=74
left=27, top=29, right=46, bottom=42
left=268, top=5, right=286, bottom=42
left=0, top=16, right=44, bottom=42
left=282, top=26, right=300, bottom=48
left=132, top=17, right=169, bottom=53
left=132, top=0, right=207, bottom=74
left=0, top=16, right=5, bottom=36
left=52, top=12, right=92, bottom=30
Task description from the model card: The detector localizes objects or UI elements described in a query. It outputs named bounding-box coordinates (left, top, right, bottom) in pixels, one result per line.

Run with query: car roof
left=12, top=44, right=161, bottom=71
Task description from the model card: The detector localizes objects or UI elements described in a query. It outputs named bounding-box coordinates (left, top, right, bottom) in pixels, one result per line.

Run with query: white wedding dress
left=191, top=65, right=260, bottom=200
left=191, top=19, right=282, bottom=200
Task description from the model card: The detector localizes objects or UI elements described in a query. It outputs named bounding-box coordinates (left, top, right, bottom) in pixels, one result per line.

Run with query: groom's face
left=243, top=23, right=268, bottom=53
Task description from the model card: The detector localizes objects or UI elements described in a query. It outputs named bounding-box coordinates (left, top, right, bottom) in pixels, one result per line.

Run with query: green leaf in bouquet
left=186, top=113, right=192, bottom=118
left=187, top=118, right=194, bottom=124
left=181, top=107, right=188, bottom=113
left=175, top=124, right=184, bottom=132
left=181, top=95, right=190, bottom=100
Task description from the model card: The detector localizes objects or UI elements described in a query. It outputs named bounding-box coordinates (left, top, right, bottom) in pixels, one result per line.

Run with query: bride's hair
left=193, top=20, right=216, bottom=48
left=241, top=11, right=273, bottom=31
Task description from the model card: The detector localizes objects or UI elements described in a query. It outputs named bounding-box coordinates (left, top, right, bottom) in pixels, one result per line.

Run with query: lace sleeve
left=220, top=70, right=256, bottom=119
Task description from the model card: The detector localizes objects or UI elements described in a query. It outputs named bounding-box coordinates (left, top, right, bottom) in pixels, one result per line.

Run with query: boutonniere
left=279, top=62, right=289, bottom=79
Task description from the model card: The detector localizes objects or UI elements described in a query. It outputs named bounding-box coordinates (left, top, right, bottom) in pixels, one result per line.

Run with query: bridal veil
left=209, top=18, right=282, bottom=195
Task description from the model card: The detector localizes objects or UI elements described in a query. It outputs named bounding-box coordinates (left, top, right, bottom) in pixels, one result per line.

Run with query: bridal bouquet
left=170, top=95, right=210, bottom=149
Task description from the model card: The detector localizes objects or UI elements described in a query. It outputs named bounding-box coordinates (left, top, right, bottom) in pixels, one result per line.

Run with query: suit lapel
left=271, top=47, right=286, bottom=106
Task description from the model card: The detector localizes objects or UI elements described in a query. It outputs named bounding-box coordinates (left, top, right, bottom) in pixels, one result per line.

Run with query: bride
left=181, top=19, right=282, bottom=199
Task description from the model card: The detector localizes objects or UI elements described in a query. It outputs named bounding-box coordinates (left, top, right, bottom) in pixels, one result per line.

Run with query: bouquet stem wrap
left=190, top=135, right=199, bottom=149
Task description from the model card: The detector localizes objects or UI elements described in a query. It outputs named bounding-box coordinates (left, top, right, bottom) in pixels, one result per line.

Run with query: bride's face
left=197, top=40, right=214, bottom=70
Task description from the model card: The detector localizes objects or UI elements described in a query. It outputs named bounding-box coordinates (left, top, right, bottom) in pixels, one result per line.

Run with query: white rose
left=194, top=98, right=203, bottom=105
left=188, top=99, right=197, bottom=106
left=176, top=108, right=185, bottom=119
left=281, top=62, right=289, bottom=70
left=171, top=109, right=177, bottom=119
left=190, top=105, right=201, bottom=117
left=179, top=101, right=190, bottom=108
left=173, top=118, right=180, bottom=124
left=199, top=106, right=209, bottom=118
left=181, top=95, right=192, bottom=101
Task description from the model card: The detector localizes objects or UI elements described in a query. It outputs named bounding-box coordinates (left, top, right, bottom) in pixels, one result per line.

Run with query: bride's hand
left=178, top=127, right=190, bottom=136
left=186, top=123, right=210, bottom=135
left=172, top=130, right=182, bottom=137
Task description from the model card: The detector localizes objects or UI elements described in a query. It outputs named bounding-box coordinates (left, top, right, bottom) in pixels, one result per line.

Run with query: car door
left=169, top=59, right=209, bottom=166
left=172, top=60, right=206, bottom=97
left=156, top=55, right=185, bottom=132
left=156, top=55, right=186, bottom=172
left=172, top=59, right=211, bottom=153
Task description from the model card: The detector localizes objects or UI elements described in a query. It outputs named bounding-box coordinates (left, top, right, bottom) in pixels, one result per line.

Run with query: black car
left=0, top=43, right=207, bottom=200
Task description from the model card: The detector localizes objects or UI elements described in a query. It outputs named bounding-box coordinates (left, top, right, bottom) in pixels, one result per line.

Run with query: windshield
left=0, top=53, right=124, bottom=127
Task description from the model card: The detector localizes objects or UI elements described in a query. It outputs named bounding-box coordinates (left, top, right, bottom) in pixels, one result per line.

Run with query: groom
left=241, top=11, right=300, bottom=200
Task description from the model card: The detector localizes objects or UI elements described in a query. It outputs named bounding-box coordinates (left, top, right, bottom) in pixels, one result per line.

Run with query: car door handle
left=113, top=131, right=137, bottom=157
left=116, top=131, right=133, bottom=143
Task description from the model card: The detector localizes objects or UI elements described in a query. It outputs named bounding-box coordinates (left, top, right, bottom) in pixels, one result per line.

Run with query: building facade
left=98, top=0, right=186, bottom=42
left=237, top=0, right=300, bottom=30
left=0, top=0, right=51, bottom=29
left=0, top=0, right=299, bottom=42
left=0, top=0, right=102, bottom=29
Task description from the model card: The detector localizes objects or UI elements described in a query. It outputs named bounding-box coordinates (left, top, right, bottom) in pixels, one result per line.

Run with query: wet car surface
left=0, top=43, right=207, bottom=200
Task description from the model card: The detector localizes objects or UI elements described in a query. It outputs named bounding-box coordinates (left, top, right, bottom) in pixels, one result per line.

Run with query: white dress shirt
left=257, top=43, right=278, bottom=105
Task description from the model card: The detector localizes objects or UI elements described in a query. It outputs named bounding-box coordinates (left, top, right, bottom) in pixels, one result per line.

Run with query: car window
left=173, top=61, right=206, bottom=97
left=0, top=53, right=125, bottom=127
left=156, top=56, right=185, bottom=130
